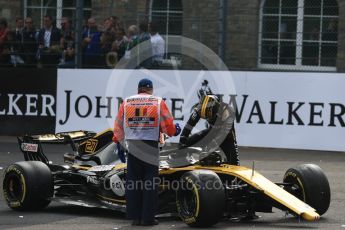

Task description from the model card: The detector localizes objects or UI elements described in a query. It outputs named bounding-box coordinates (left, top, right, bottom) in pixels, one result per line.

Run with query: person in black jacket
left=12, top=17, right=24, bottom=65
left=37, top=15, right=62, bottom=67
left=58, top=17, right=75, bottom=68
left=22, top=17, right=38, bottom=67
left=179, top=94, right=240, bottom=165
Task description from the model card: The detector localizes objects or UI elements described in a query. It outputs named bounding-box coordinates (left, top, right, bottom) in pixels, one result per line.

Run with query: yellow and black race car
left=3, top=129, right=330, bottom=227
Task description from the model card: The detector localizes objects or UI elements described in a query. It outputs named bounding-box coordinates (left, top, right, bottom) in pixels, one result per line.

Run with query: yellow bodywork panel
left=160, top=164, right=320, bottom=221
left=72, top=162, right=319, bottom=221
left=219, top=165, right=319, bottom=221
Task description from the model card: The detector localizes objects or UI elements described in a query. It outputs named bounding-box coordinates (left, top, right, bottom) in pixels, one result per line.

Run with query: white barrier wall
left=56, top=69, right=345, bottom=152
left=232, top=71, right=345, bottom=152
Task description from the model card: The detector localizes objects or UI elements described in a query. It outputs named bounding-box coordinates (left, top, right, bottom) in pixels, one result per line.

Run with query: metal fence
left=0, top=0, right=342, bottom=72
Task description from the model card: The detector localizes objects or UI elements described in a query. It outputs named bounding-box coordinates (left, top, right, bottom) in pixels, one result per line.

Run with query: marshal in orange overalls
left=112, top=90, right=177, bottom=225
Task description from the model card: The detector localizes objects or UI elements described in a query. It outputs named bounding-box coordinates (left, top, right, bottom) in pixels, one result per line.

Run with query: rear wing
left=17, top=130, right=97, bottom=164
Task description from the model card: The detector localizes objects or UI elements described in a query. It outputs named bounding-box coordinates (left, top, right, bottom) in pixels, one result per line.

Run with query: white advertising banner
left=57, top=69, right=345, bottom=152
left=232, top=71, right=345, bottom=152
left=56, top=69, right=236, bottom=142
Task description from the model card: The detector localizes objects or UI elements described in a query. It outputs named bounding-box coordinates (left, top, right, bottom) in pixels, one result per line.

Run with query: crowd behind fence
left=0, top=15, right=169, bottom=69
left=0, top=3, right=341, bottom=72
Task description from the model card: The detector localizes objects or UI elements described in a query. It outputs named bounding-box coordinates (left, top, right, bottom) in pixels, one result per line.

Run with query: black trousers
left=126, top=153, right=159, bottom=221
left=186, top=125, right=240, bottom=165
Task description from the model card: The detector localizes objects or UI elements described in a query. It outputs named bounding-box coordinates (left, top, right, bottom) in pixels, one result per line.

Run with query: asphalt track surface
left=0, top=136, right=345, bottom=230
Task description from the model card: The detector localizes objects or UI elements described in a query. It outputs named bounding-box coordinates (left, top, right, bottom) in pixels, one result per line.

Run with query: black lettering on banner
left=229, top=94, right=248, bottom=123
left=75, top=95, right=92, bottom=118
left=59, top=90, right=71, bottom=125
left=329, top=103, right=345, bottom=127
left=308, top=103, right=324, bottom=126
left=95, top=96, right=112, bottom=118
left=286, top=102, right=305, bottom=125
left=171, top=98, right=184, bottom=120
left=269, top=101, right=284, bottom=124
left=247, top=100, right=265, bottom=124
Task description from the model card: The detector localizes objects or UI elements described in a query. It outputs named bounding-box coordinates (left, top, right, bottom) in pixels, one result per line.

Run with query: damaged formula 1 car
left=3, top=127, right=330, bottom=227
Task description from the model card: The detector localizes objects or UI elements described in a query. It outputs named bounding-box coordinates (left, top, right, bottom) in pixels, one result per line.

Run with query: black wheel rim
left=284, top=176, right=305, bottom=202
left=5, top=174, right=23, bottom=201
left=178, top=182, right=198, bottom=217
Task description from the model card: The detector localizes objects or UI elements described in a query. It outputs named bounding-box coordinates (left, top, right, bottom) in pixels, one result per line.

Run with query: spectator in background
left=100, top=30, right=114, bottom=68
left=109, top=16, right=120, bottom=28
left=37, top=15, right=62, bottom=67
left=123, top=25, right=139, bottom=61
left=58, top=17, right=75, bottom=68
left=13, top=17, right=25, bottom=65
left=103, top=17, right=113, bottom=32
left=110, top=25, right=119, bottom=40
left=82, top=17, right=102, bottom=68
left=138, top=20, right=151, bottom=42
left=126, top=25, right=139, bottom=50
left=149, top=21, right=165, bottom=68
left=22, top=17, right=38, bottom=67
left=60, top=17, right=74, bottom=44
left=111, top=27, right=127, bottom=60
left=14, top=17, right=24, bottom=36
left=0, top=18, right=11, bottom=66
left=137, top=20, right=152, bottom=68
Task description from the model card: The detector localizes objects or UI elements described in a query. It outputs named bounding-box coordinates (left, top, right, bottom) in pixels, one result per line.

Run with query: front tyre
left=3, top=161, right=53, bottom=211
left=176, top=170, right=225, bottom=227
left=283, top=164, right=330, bottom=215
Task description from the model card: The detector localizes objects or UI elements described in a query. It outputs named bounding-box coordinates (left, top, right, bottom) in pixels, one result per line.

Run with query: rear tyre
left=3, top=161, right=53, bottom=211
left=283, top=164, right=330, bottom=215
left=176, top=170, right=225, bottom=227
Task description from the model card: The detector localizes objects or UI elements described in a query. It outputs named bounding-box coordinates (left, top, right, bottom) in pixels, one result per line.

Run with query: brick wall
left=91, top=0, right=148, bottom=30
left=181, top=0, right=220, bottom=69
left=226, top=0, right=260, bottom=70
left=181, top=0, right=260, bottom=70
